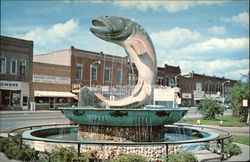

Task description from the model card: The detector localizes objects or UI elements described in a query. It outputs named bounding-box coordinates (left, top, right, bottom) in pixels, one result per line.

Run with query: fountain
left=12, top=16, right=225, bottom=161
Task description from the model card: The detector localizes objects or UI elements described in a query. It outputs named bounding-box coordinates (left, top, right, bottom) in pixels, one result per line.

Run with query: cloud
left=165, top=59, right=249, bottom=80
left=150, top=27, right=201, bottom=50
left=167, top=37, right=249, bottom=61
left=208, top=26, right=226, bottom=35
left=111, top=1, right=225, bottom=13
left=15, top=19, right=79, bottom=47
left=221, top=12, right=249, bottom=28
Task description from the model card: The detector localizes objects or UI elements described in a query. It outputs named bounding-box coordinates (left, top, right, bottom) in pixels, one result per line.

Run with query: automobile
left=220, top=103, right=232, bottom=109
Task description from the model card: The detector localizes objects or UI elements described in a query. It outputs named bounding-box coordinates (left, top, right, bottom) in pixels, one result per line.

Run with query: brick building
left=0, top=35, right=34, bottom=110
left=179, top=72, right=237, bottom=107
left=33, top=46, right=128, bottom=109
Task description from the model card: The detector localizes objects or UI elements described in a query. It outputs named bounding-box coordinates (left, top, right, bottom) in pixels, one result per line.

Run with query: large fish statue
left=90, top=16, right=157, bottom=107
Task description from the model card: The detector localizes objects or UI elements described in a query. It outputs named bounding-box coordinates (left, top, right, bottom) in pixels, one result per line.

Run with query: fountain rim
left=58, top=106, right=190, bottom=112
left=8, top=123, right=232, bottom=145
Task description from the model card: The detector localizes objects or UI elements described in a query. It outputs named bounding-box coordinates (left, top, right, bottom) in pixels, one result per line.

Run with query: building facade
left=33, top=46, right=129, bottom=109
left=0, top=35, right=34, bottom=110
left=179, top=72, right=237, bottom=107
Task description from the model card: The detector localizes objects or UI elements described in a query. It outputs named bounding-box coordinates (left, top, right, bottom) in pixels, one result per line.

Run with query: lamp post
left=90, top=60, right=101, bottom=89
left=174, top=74, right=181, bottom=87
left=222, top=80, right=230, bottom=104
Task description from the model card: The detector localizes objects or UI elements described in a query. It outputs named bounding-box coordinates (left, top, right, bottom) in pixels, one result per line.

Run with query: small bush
left=197, top=99, right=225, bottom=120
left=165, top=151, right=197, bottom=162
left=113, top=154, right=147, bottom=162
left=50, top=147, right=77, bottom=162
left=224, top=142, right=241, bottom=157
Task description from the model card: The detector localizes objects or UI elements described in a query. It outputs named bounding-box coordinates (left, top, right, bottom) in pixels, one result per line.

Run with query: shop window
left=19, top=59, right=26, bottom=75
left=104, top=68, right=110, bottom=82
left=10, top=59, right=17, bottom=75
left=23, top=96, right=28, bottom=106
left=196, top=82, right=202, bottom=91
left=0, top=57, right=6, bottom=74
left=35, top=97, right=49, bottom=104
left=76, top=64, right=83, bottom=80
left=117, top=69, right=123, bottom=84
left=169, top=78, right=175, bottom=87
left=91, top=66, right=97, bottom=81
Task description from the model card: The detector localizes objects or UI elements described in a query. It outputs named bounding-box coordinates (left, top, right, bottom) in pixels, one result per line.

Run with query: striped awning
left=34, top=90, right=77, bottom=98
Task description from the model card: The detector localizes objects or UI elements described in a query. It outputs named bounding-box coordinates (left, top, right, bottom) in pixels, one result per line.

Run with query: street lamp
left=174, top=74, right=181, bottom=87
left=90, top=60, right=101, bottom=89
left=222, top=80, right=230, bottom=104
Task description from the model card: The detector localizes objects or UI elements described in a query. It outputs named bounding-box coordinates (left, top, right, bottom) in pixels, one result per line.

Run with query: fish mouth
left=92, top=19, right=106, bottom=27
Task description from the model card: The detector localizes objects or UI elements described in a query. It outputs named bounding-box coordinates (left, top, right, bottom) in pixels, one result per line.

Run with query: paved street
left=0, top=107, right=243, bottom=135
left=0, top=110, right=69, bottom=132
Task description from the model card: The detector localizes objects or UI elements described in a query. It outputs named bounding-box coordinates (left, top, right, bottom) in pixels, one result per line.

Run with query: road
left=0, top=108, right=245, bottom=136
left=0, top=111, right=69, bottom=132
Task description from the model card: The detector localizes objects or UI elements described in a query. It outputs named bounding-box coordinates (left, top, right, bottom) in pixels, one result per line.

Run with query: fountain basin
left=59, top=106, right=189, bottom=127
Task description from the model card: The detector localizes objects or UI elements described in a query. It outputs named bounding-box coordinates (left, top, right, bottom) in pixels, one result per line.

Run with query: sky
left=1, top=0, right=249, bottom=81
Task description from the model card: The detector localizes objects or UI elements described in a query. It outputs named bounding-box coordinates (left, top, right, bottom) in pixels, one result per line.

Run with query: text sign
left=0, top=81, right=21, bottom=90
left=34, top=141, right=45, bottom=152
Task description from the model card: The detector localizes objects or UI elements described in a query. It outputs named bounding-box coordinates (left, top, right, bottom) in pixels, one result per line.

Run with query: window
left=19, top=59, right=26, bottom=75
left=10, top=59, right=17, bottom=75
left=169, top=78, right=175, bottom=87
left=196, top=82, right=202, bottom=91
left=117, top=69, right=123, bottom=84
left=129, top=74, right=136, bottom=85
left=104, top=68, right=110, bottom=82
left=216, top=84, right=222, bottom=92
left=76, top=64, right=83, bottom=79
left=91, top=66, right=97, bottom=81
left=205, top=83, right=213, bottom=92
left=0, top=57, right=6, bottom=74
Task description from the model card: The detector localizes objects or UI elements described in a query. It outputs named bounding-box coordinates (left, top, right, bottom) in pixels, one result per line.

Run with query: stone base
left=78, top=125, right=164, bottom=142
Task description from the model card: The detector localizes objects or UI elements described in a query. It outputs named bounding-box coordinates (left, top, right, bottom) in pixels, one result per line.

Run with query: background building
left=179, top=72, right=237, bottom=107
left=0, top=35, right=34, bottom=110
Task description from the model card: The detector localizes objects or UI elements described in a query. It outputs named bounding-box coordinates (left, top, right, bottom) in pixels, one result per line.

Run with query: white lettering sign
left=34, top=141, right=45, bottom=152
left=33, top=75, right=70, bottom=85
left=208, top=140, right=217, bottom=152
left=0, top=81, right=21, bottom=90
left=154, top=88, right=175, bottom=101
left=182, top=93, right=192, bottom=99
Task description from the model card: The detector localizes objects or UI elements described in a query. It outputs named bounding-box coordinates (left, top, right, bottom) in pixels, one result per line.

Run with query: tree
left=197, top=99, right=225, bottom=120
left=226, top=82, right=249, bottom=122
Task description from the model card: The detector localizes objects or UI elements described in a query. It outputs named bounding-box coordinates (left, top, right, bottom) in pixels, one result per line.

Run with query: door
left=49, top=97, right=55, bottom=109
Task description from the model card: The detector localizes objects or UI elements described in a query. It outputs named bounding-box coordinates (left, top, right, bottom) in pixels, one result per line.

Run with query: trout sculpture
left=90, top=16, right=157, bottom=107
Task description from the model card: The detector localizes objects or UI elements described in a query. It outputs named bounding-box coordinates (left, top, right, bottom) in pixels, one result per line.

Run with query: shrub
left=50, top=147, right=77, bottom=162
left=224, top=142, right=241, bottom=157
left=226, top=82, right=249, bottom=122
left=165, top=151, right=197, bottom=162
left=197, top=99, right=225, bottom=120
left=113, top=154, right=147, bottom=162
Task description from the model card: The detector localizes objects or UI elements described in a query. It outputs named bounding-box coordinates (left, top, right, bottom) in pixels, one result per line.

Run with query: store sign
left=33, top=75, right=70, bottom=85
left=182, top=93, right=192, bottom=99
left=154, top=88, right=175, bottom=101
left=0, top=81, right=21, bottom=90
left=72, top=84, right=80, bottom=93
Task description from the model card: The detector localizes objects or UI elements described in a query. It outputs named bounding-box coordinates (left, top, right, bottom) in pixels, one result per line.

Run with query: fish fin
left=143, top=81, right=152, bottom=96
left=131, top=80, right=143, bottom=96
left=94, top=93, right=108, bottom=102
left=129, top=38, right=146, bottom=56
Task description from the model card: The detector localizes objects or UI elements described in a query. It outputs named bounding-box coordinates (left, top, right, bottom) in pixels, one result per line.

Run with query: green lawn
left=180, top=115, right=247, bottom=127
left=232, top=135, right=250, bottom=146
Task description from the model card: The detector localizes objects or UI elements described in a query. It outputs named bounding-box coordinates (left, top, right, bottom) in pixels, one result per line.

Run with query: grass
left=180, top=115, right=247, bottom=127
left=232, top=135, right=250, bottom=146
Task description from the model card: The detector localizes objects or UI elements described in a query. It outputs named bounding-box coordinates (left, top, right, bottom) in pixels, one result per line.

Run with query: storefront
left=0, top=80, right=30, bottom=110
left=34, top=90, right=77, bottom=110
left=181, top=93, right=192, bottom=107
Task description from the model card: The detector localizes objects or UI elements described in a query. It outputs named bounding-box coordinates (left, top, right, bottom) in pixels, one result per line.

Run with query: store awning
left=34, top=90, right=77, bottom=98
